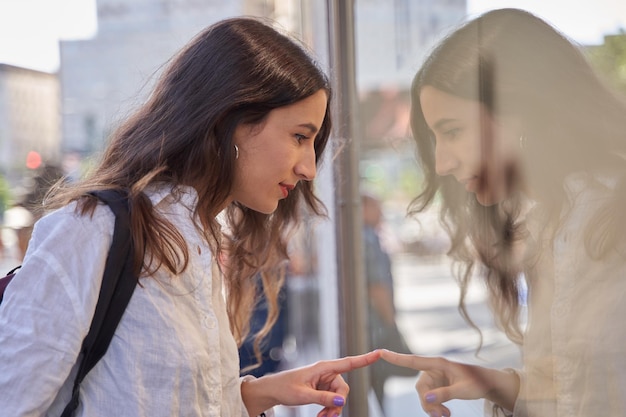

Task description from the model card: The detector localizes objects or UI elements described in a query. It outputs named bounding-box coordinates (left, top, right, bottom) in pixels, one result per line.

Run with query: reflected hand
left=381, top=349, right=508, bottom=417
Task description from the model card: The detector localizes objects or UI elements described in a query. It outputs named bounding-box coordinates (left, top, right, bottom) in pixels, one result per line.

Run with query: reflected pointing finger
left=380, top=349, right=434, bottom=371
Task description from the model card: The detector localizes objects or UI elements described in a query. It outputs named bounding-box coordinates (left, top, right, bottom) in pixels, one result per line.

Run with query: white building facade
left=59, top=0, right=275, bottom=154
left=0, top=64, right=60, bottom=180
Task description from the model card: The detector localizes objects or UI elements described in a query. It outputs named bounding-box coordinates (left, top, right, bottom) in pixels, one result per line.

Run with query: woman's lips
left=279, top=183, right=295, bottom=198
left=459, top=177, right=478, bottom=192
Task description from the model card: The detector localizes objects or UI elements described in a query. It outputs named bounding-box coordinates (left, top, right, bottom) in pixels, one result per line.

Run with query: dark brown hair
left=46, top=17, right=332, bottom=353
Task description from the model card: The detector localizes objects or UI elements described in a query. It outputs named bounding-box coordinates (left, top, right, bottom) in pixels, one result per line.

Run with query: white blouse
left=0, top=185, right=258, bottom=417
left=490, top=172, right=626, bottom=416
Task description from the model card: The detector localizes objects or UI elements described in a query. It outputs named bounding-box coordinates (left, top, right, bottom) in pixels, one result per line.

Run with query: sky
left=468, top=0, right=626, bottom=44
left=0, top=0, right=625, bottom=73
left=0, top=0, right=97, bottom=72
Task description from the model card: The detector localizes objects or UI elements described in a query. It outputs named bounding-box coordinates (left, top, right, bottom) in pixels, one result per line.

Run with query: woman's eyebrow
left=298, top=123, right=319, bottom=134
left=432, top=118, right=457, bottom=131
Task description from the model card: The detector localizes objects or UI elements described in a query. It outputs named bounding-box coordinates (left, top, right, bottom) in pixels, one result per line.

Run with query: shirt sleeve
left=482, top=368, right=522, bottom=417
left=239, top=375, right=275, bottom=417
left=0, top=203, right=114, bottom=416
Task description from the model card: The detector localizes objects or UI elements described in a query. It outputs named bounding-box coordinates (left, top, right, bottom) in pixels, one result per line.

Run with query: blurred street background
left=384, top=253, right=522, bottom=417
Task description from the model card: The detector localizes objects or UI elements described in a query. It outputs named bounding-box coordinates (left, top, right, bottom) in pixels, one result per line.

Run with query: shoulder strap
left=0, top=266, right=21, bottom=303
left=61, top=189, right=139, bottom=417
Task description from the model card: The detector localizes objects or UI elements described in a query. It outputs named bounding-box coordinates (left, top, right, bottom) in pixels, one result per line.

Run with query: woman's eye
left=444, top=128, right=460, bottom=139
left=295, top=133, right=309, bottom=143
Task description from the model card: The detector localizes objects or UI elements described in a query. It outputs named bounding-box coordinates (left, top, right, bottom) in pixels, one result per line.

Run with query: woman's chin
left=474, top=191, right=503, bottom=206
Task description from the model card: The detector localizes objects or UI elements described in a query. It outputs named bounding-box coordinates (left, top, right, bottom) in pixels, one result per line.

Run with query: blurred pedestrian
left=362, top=193, right=418, bottom=412
left=239, top=273, right=289, bottom=378
left=2, top=203, right=33, bottom=262
left=0, top=173, right=11, bottom=260
left=3, top=164, right=66, bottom=261
left=382, top=8, right=626, bottom=417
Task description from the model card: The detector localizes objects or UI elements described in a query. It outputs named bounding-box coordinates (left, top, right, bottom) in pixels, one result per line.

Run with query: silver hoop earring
left=519, top=134, right=527, bottom=150
left=234, top=144, right=239, bottom=160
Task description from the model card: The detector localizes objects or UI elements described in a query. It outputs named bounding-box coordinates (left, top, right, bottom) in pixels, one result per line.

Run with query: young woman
left=0, top=17, right=380, bottom=417
left=382, top=8, right=626, bottom=417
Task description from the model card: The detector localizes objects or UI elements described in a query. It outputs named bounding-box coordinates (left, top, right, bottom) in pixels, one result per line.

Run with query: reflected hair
left=408, top=8, right=626, bottom=345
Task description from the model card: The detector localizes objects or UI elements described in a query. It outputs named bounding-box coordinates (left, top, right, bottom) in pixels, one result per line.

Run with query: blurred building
left=355, top=0, right=466, bottom=91
left=58, top=0, right=465, bottom=156
left=59, top=0, right=291, bottom=155
left=355, top=0, right=465, bottom=162
left=355, top=0, right=466, bottom=219
left=0, top=64, right=60, bottom=181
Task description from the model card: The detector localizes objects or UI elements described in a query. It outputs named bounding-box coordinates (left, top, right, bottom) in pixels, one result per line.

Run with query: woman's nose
left=295, top=147, right=317, bottom=181
left=435, top=143, right=457, bottom=176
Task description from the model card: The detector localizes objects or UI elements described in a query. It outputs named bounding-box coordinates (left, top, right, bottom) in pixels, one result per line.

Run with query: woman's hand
left=380, top=350, right=519, bottom=417
left=241, top=350, right=381, bottom=417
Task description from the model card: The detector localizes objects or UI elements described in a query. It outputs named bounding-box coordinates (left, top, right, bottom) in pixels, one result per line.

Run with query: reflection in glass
left=401, top=7, right=626, bottom=417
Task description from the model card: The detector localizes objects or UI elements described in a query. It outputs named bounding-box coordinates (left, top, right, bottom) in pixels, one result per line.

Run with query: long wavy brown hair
left=45, top=18, right=332, bottom=357
left=408, top=8, right=626, bottom=345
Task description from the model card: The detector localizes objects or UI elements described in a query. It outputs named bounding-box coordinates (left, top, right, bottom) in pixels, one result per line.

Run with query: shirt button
left=202, top=314, right=217, bottom=329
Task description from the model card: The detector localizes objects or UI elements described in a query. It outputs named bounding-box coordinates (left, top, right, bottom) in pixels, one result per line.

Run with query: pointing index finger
left=323, top=350, right=382, bottom=374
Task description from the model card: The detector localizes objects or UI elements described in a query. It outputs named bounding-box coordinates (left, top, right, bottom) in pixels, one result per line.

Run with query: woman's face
left=419, top=85, right=522, bottom=206
left=230, top=89, right=327, bottom=214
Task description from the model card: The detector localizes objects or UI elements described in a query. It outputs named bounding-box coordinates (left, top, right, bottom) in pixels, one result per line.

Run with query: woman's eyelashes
left=295, top=133, right=309, bottom=143
left=428, top=126, right=461, bottom=144
left=443, top=127, right=461, bottom=140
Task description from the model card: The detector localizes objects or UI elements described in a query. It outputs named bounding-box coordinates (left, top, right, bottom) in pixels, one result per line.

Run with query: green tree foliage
left=0, top=174, right=10, bottom=216
left=587, top=30, right=626, bottom=95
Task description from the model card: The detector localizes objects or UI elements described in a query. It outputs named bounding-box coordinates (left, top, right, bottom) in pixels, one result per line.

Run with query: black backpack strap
left=0, top=266, right=21, bottom=304
left=61, top=189, right=139, bottom=417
